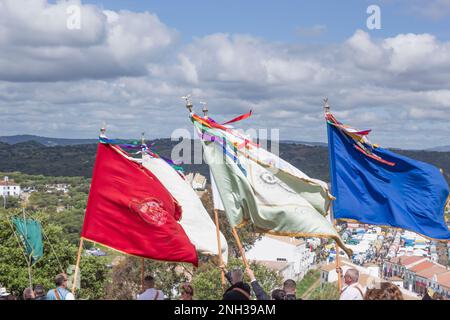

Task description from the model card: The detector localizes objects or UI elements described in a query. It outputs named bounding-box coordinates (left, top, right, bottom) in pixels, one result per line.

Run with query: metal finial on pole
left=323, top=97, right=330, bottom=114
left=200, top=101, right=208, bottom=118
left=141, top=132, right=145, bottom=145
left=181, top=94, right=193, bottom=113
left=100, top=121, right=107, bottom=137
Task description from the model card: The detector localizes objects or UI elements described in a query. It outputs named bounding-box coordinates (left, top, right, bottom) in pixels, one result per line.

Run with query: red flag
left=81, top=143, right=198, bottom=266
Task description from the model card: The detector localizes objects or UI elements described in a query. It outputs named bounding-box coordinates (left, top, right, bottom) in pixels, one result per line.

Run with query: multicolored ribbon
left=325, top=112, right=395, bottom=166
left=222, top=110, right=253, bottom=125
left=193, top=119, right=247, bottom=176
left=191, top=112, right=259, bottom=149
left=99, top=136, right=185, bottom=173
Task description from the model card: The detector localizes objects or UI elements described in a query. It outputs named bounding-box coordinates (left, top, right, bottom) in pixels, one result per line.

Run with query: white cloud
left=0, top=1, right=449, bottom=149
left=0, top=0, right=178, bottom=81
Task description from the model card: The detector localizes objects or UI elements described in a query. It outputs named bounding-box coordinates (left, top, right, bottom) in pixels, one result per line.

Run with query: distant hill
left=0, top=135, right=97, bottom=146
left=0, top=138, right=449, bottom=184
left=428, top=145, right=450, bottom=152
left=280, top=140, right=327, bottom=147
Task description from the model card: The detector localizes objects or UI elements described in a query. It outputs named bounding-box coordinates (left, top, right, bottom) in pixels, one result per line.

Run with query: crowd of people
left=0, top=273, right=74, bottom=300
left=135, top=266, right=417, bottom=301
left=1, top=267, right=446, bottom=300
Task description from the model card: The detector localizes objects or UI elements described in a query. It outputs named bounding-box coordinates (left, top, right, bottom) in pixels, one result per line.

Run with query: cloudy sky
left=0, top=0, right=449, bottom=149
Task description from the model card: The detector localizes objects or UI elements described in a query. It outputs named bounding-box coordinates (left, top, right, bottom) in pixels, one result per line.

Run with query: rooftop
left=252, top=260, right=289, bottom=272
left=408, top=261, right=435, bottom=273
left=388, top=276, right=404, bottom=282
left=416, top=264, right=448, bottom=280
left=0, top=179, right=18, bottom=186
left=436, top=271, right=450, bottom=288
left=390, top=255, right=426, bottom=266
left=320, top=258, right=355, bottom=272
left=265, top=234, right=305, bottom=247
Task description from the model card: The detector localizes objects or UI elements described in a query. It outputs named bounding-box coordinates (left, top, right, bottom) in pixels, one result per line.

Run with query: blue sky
left=84, top=0, right=450, bottom=43
left=1, top=0, right=450, bottom=149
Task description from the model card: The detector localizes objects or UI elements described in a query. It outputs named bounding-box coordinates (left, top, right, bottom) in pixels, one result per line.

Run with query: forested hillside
left=0, top=139, right=449, bottom=183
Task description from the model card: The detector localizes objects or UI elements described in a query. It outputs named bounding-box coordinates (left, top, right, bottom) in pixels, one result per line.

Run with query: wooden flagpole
left=139, top=132, right=147, bottom=292
left=141, top=257, right=145, bottom=291
left=324, top=97, right=343, bottom=293
left=22, top=208, right=33, bottom=290
left=231, top=227, right=250, bottom=269
left=71, top=238, right=84, bottom=294
left=200, top=101, right=226, bottom=290
left=334, top=219, right=342, bottom=292
left=27, top=257, right=33, bottom=291
left=214, top=209, right=226, bottom=290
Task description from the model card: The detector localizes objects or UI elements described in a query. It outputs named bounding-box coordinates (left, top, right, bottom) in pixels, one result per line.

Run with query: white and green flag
left=194, top=117, right=351, bottom=256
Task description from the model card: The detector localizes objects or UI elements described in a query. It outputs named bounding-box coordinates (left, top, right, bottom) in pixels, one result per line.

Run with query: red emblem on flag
left=129, top=198, right=168, bottom=226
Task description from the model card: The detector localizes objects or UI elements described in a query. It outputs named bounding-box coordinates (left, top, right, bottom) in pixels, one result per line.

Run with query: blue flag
left=326, top=114, right=450, bottom=240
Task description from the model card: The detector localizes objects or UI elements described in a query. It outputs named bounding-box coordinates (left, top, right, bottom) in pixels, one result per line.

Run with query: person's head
left=34, top=284, right=45, bottom=298
left=23, top=287, right=35, bottom=300
left=364, top=282, right=404, bottom=300
left=223, top=282, right=251, bottom=300
left=283, top=279, right=296, bottom=295
left=180, top=283, right=194, bottom=300
left=55, top=273, right=68, bottom=289
left=271, top=289, right=286, bottom=300
left=432, top=292, right=444, bottom=300
left=143, top=275, right=155, bottom=289
left=231, top=268, right=244, bottom=285
left=344, top=268, right=359, bottom=285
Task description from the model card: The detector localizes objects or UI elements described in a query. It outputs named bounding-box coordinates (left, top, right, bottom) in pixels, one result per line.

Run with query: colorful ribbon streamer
left=325, top=112, right=395, bottom=166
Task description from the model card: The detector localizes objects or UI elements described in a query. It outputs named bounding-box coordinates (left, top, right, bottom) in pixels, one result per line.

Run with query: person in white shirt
left=137, top=275, right=164, bottom=300
left=338, top=268, right=364, bottom=300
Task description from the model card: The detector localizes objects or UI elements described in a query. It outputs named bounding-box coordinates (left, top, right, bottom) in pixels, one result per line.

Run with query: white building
left=0, top=176, right=21, bottom=197
left=320, top=258, right=380, bottom=286
left=185, top=173, right=207, bottom=191
left=45, top=184, right=70, bottom=194
left=245, top=234, right=315, bottom=281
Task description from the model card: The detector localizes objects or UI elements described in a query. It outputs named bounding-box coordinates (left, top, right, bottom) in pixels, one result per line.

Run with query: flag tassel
left=141, top=257, right=145, bottom=291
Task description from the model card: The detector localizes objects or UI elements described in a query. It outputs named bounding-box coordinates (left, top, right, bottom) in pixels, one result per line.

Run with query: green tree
left=105, top=256, right=191, bottom=300
left=78, top=255, right=109, bottom=300
left=0, top=209, right=107, bottom=300
left=2, top=196, right=20, bottom=209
